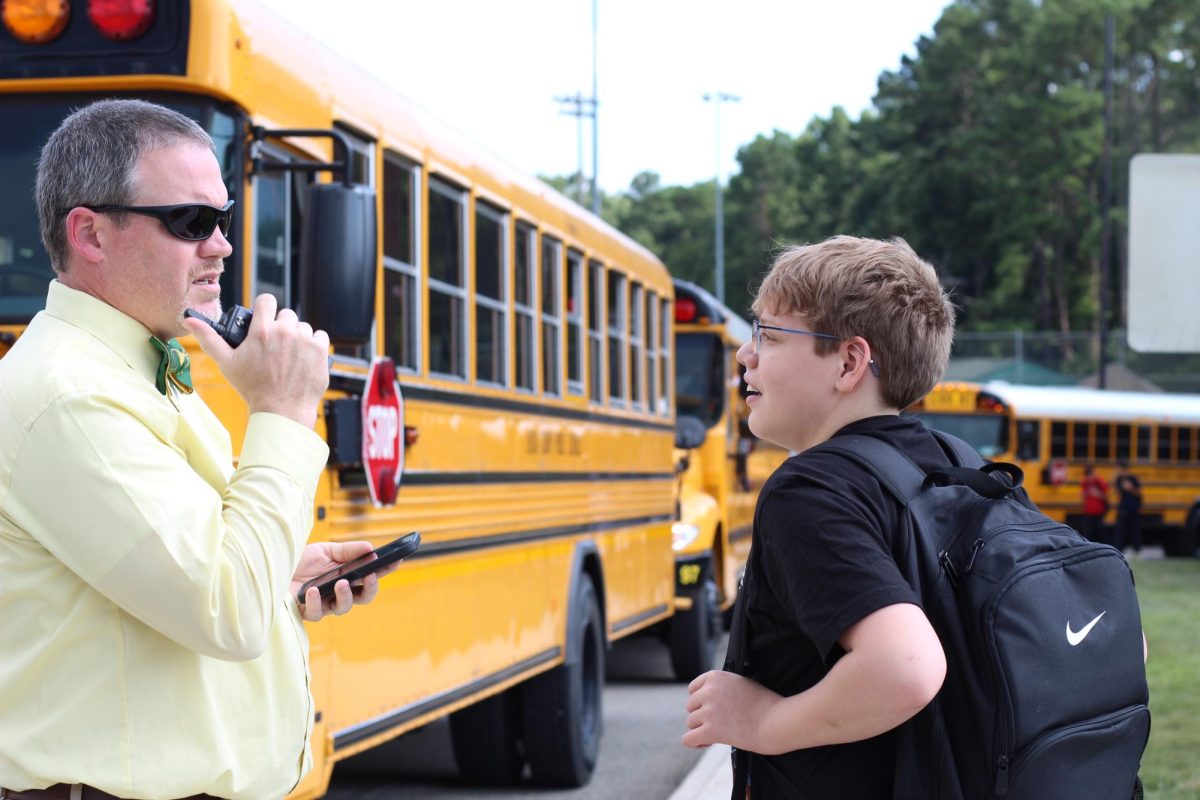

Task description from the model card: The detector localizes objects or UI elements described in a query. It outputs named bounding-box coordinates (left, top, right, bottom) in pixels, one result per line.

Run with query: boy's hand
left=683, top=670, right=780, bottom=751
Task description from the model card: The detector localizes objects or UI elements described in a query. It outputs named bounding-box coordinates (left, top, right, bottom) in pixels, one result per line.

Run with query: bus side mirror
left=675, top=415, right=707, bottom=450
left=300, top=182, right=377, bottom=344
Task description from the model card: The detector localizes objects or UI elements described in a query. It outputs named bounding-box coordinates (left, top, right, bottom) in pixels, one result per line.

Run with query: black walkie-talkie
left=184, top=306, right=252, bottom=348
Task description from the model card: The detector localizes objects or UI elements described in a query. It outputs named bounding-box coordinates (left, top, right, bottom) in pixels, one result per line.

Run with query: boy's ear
left=835, top=336, right=875, bottom=391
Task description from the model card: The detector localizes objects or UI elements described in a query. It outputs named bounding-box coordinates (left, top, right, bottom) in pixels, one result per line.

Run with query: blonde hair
left=752, top=235, right=956, bottom=409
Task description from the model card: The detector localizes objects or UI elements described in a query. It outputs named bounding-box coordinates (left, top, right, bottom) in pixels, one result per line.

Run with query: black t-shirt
left=730, top=414, right=955, bottom=799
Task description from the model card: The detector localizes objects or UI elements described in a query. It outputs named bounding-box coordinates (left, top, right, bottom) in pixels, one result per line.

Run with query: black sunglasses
left=72, top=200, right=235, bottom=241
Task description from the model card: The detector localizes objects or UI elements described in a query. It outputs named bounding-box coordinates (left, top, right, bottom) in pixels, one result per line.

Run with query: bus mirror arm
left=249, top=126, right=356, bottom=187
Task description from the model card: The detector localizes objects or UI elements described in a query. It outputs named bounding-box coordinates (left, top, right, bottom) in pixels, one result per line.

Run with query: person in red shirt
left=1080, top=464, right=1110, bottom=543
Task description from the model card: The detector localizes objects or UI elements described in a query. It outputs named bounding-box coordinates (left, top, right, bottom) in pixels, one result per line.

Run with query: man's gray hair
left=35, top=98, right=215, bottom=273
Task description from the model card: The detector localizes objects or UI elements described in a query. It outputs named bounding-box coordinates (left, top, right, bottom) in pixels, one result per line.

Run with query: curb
left=668, top=744, right=732, bottom=800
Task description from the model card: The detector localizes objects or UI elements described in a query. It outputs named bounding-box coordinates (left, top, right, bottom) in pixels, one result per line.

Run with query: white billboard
left=1128, top=153, right=1200, bottom=352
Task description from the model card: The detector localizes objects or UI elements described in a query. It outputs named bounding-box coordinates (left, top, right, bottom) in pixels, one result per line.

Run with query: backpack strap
left=929, top=429, right=986, bottom=469
left=816, top=434, right=927, bottom=505
left=818, top=431, right=1024, bottom=503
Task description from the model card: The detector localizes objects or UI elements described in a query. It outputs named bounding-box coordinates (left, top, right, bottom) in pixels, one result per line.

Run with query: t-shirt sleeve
left=757, top=464, right=920, bottom=663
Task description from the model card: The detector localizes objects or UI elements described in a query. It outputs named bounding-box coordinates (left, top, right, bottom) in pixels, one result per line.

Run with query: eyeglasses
left=68, top=200, right=235, bottom=241
left=751, top=319, right=880, bottom=377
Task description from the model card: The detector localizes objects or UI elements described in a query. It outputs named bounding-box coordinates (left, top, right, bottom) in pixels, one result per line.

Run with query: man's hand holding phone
left=291, top=533, right=419, bottom=622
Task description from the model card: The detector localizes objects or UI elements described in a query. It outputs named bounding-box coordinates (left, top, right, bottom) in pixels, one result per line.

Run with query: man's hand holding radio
left=184, top=293, right=330, bottom=428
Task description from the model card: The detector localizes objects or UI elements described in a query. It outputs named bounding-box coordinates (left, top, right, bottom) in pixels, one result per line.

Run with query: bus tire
left=449, top=688, right=525, bottom=785
left=669, top=576, right=720, bottom=682
left=520, top=573, right=604, bottom=787
left=1180, top=508, right=1200, bottom=558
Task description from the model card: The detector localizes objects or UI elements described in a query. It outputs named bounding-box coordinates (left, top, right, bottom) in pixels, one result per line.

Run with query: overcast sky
left=257, top=0, right=951, bottom=193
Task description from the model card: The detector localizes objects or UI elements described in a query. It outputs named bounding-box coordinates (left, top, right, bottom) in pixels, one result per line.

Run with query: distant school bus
left=910, top=381, right=1200, bottom=557
left=665, top=280, right=787, bottom=680
left=0, top=0, right=679, bottom=793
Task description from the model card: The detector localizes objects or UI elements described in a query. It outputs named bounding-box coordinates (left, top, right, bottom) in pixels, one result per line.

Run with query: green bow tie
left=149, top=336, right=194, bottom=396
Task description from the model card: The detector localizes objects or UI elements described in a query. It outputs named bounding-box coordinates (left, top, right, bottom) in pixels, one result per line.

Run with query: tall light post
left=590, top=0, right=600, bottom=215
left=702, top=91, right=739, bottom=304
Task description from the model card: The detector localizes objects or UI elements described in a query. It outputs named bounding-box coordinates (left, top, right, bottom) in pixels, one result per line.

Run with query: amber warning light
left=3, top=0, right=71, bottom=43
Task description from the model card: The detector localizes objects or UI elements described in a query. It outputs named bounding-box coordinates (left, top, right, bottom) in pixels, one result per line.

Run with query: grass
left=1131, top=557, right=1200, bottom=800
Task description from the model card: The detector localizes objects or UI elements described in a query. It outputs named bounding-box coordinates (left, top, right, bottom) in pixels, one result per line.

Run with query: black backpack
left=817, top=431, right=1150, bottom=800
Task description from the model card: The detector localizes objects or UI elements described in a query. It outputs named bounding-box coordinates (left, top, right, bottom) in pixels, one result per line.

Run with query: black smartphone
left=184, top=305, right=253, bottom=348
left=296, top=531, right=420, bottom=604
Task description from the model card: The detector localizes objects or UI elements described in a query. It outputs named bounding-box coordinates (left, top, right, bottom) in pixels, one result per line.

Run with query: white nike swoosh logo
left=1066, top=611, right=1107, bottom=646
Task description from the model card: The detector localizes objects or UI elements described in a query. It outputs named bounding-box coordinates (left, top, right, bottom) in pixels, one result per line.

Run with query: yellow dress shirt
left=0, top=281, right=329, bottom=799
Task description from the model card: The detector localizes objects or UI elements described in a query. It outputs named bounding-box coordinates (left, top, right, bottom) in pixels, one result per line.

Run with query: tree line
left=547, top=0, right=1199, bottom=345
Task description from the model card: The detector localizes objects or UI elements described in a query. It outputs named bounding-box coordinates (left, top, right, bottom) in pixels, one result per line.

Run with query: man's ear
left=63, top=208, right=107, bottom=265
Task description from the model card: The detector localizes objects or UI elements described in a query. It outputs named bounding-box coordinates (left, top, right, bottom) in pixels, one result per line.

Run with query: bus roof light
left=3, top=0, right=71, bottom=44
left=87, top=0, right=153, bottom=41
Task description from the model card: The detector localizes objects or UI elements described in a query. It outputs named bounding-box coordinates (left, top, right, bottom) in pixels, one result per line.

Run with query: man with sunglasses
left=682, top=236, right=957, bottom=798
left=0, top=100, right=386, bottom=800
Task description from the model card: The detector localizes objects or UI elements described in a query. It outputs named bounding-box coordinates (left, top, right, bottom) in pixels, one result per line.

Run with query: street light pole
left=591, top=0, right=600, bottom=215
left=702, top=92, right=739, bottom=304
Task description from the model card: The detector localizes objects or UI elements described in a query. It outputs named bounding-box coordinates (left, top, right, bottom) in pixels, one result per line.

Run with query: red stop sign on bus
left=362, top=357, right=404, bottom=507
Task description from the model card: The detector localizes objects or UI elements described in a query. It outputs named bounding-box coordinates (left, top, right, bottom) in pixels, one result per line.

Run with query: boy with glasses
left=683, top=236, right=956, bottom=798
left=0, top=99, right=386, bottom=799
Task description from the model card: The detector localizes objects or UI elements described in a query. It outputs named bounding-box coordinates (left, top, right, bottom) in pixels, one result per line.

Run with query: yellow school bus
left=911, top=381, right=1200, bottom=557
left=665, top=280, right=787, bottom=680
left=0, top=0, right=677, bottom=793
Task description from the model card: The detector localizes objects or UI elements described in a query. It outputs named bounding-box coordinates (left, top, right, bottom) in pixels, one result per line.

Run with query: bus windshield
left=915, top=412, right=1009, bottom=458
left=675, top=332, right=725, bottom=428
left=0, top=94, right=239, bottom=323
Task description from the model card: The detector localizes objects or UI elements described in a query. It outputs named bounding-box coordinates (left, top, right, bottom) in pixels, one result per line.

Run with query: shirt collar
left=43, top=279, right=164, bottom=386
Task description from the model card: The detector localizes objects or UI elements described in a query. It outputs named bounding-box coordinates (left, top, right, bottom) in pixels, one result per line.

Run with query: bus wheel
left=520, top=573, right=604, bottom=787
left=449, top=687, right=525, bottom=785
left=669, top=577, right=720, bottom=682
left=1181, top=508, right=1200, bottom=558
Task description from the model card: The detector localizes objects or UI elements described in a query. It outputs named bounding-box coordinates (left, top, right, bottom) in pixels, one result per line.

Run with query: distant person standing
left=1080, top=464, right=1110, bottom=543
left=1114, top=458, right=1144, bottom=557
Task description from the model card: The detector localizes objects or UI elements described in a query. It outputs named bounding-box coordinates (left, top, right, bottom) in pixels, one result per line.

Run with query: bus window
left=428, top=177, right=467, bottom=379
left=514, top=223, right=536, bottom=392
left=566, top=249, right=584, bottom=396
left=607, top=272, right=626, bottom=405
left=659, top=297, right=672, bottom=416
left=1096, top=423, right=1113, bottom=462
left=587, top=260, right=604, bottom=402
left=1181, top=427, right=1195, bottom=463
left=540, top=235, right=562, bottom=397
left=646, top=291, right=658, bottom=414
left=1050, top=421, right=1068, bottom=458
left=1016, top=420, right=1040, bottom=460
left=1136, top=425, right=1151, bottom=462
left=382, top=152, right=420, bottom=371
left=474, top=200, right=508, bottom=387
left=916, top=413, right=1008, bottom=458
left=1116, top=424, right=1131, bottom=462
left=253, top=161, right=290, bottom=306
left=0, top=95, right=241, bottom=322
left=629, top=283, right=644, bottom=410
left=1071, top=421, right=1090, bottom=461
left=1157, top=427, right=1173, bottom=463
left=675, top=333, right=724, bottom=427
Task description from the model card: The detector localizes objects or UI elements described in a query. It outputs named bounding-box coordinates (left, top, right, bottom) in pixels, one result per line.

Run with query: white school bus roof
left=979, top=381, right=1200, bottom=425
